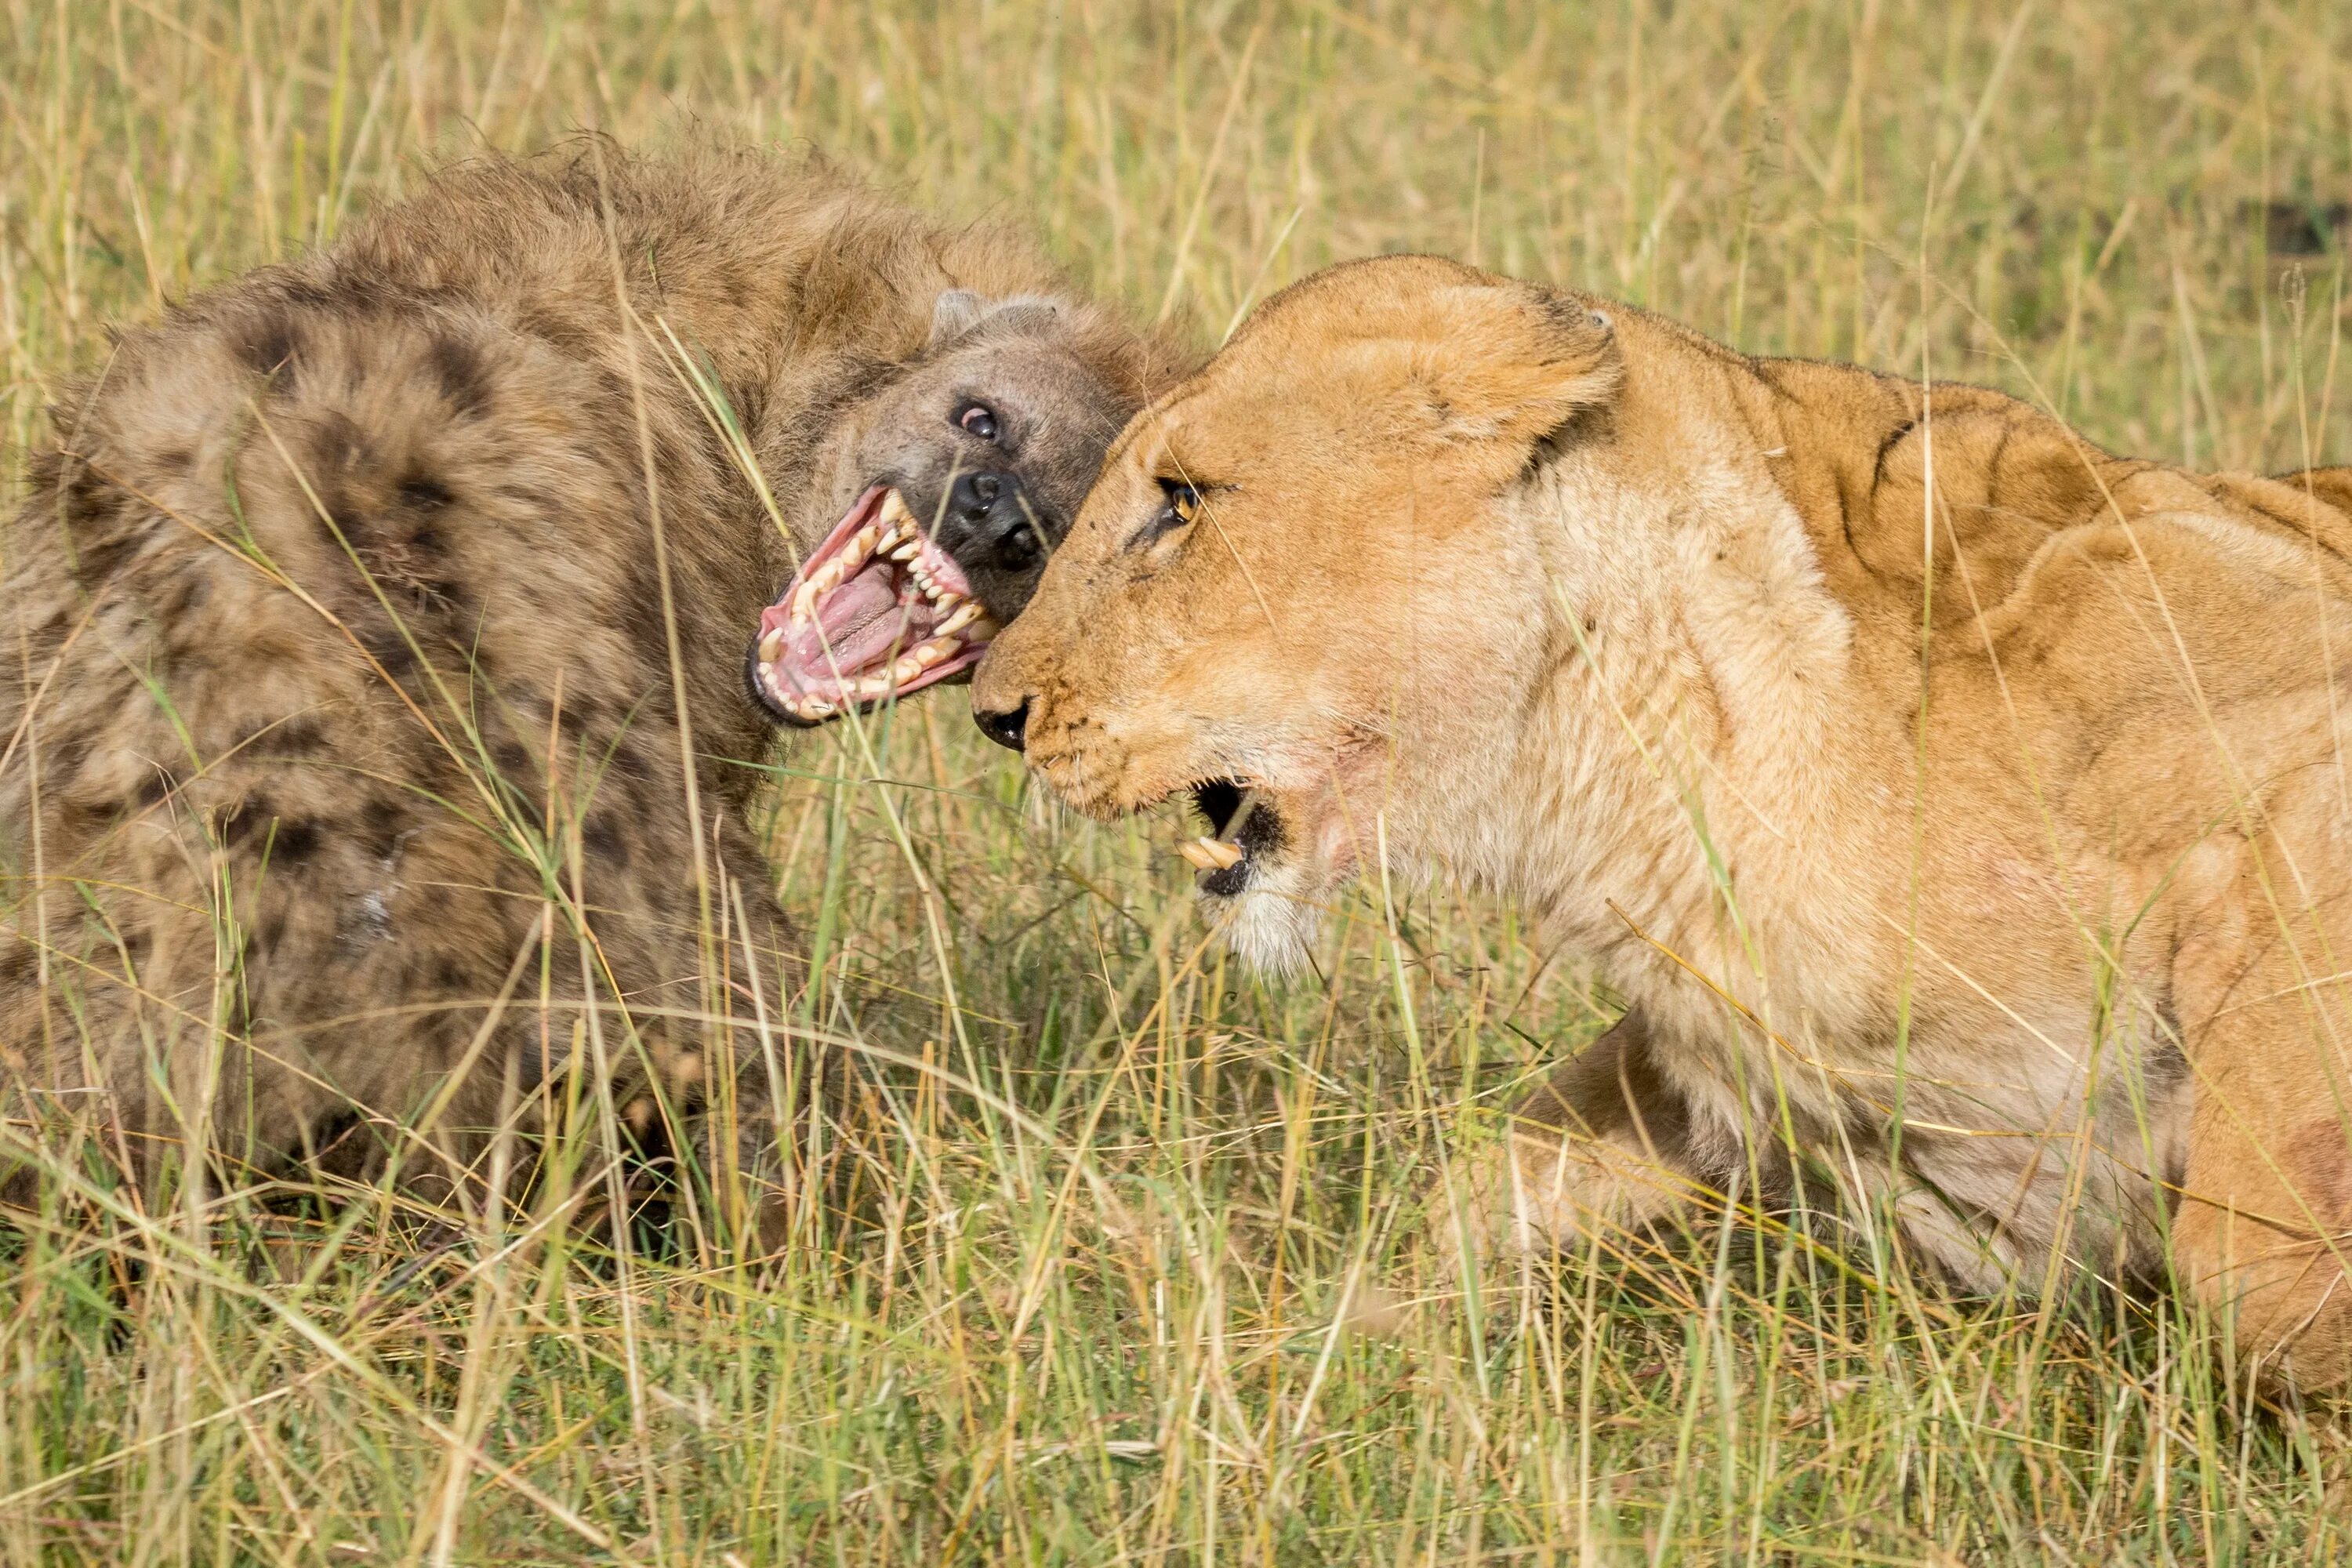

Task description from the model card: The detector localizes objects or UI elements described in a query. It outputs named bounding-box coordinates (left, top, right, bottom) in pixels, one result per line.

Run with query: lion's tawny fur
left=979, top=253, right=2352, bottom=1388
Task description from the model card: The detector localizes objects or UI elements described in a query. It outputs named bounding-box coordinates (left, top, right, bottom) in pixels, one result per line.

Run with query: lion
left=1, top=140, right=1168, bottom=1225
left=975, top=252, right=2352, bottom=1389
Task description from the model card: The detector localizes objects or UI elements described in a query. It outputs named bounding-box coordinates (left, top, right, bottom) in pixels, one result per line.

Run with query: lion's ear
left=1320, top=279, right=1619, bottom=458
left=1401, top=282, right=1621, bottom=450
left=928, top=289, right=1071, bottom=349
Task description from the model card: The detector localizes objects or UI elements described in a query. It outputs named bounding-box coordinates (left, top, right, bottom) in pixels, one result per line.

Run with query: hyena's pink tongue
left=749, top=486, right=1001, bottom=724
left=782, top=566, right=906, bottom=682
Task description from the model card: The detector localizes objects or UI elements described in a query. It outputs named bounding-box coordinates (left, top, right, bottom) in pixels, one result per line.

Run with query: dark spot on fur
left=154, top=445, right=194, bottom=474
left=399, top=476, right=455, bottom=510
left=44, top=734, right=90, bottom=785
left=135, top=765, right=182, bottom=808
left=430, top=958, right=469, bottom=992
left=358, top=626, right=418, bottom=677
left=429, top=336, right=492, bottom=419
left=358, top=795, right=405, bottom=844
left=313, top=412, right=371, bottom=477
left=237, top=311, right=303, bottom=379
left=161, top=572, right=212, bottom=619
left=271, top=821, right=322, bottom=863
left=219, top=796, right=268, bottom=848
left=492, top=739, right=530, bottom=776
left=583, top=812, right=632, bottom=869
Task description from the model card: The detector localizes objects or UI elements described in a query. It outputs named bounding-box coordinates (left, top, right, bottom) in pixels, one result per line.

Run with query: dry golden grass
left=5, top=1, right=2352, bottom=1562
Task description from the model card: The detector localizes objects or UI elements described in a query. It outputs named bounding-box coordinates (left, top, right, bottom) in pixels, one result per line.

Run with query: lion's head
left=973, top=255, right=1621, bottom=968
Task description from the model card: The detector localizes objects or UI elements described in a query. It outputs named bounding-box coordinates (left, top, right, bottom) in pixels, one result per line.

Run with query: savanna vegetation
left=5, top=0, right=2351, bottom=1560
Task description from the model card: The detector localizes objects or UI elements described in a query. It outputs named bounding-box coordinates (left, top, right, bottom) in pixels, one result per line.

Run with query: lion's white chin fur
left=1201, top=872, right=1324, bottom=973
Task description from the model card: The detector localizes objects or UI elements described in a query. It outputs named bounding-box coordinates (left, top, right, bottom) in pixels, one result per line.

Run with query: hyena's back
left=2, top=184, right=793, bottom=1198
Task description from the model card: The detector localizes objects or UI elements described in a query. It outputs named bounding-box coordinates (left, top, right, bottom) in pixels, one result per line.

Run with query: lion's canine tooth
left=1196, top=837, right=1244, bottom=870
left=1178, top=839, right=1221, bottom=871
left=880, top=489, right=914, bottom=528
left=757, top=627, right=784, bottom=662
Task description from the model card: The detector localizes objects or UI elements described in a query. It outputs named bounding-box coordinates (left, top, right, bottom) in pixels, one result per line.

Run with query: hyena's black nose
left=944, top=470, right=1044, bottom=573
left=974, top=697, right=1029, bottom=752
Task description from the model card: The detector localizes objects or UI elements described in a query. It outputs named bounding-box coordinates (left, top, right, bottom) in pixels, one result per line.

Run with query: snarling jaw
left=749, top=486, right=1001, bottom=726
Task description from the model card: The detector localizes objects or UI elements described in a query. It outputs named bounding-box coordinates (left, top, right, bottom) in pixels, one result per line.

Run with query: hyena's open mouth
left=750, top=485, right=1002, bottom=726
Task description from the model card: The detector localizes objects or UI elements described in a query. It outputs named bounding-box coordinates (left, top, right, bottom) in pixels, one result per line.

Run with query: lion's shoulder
left=1740, top=358, right=2352, bottom=649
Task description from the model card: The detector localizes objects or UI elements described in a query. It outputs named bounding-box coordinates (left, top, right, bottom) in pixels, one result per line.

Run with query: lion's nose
left=974, top=697, right=1029, bottom=752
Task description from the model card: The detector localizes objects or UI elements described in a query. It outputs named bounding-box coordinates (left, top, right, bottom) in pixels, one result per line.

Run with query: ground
left=3, top=1, right=2351, bottom=1563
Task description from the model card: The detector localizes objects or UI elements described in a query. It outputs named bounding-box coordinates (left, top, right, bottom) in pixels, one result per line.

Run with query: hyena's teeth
left=889, top=539, right=921, bottom=562
left=891, top=651, right=925, bottom=684
left=937, top=600, right=982, bottom=637
left=880, top=489, right=915, bottom=529
left=842, top=524, right=880, bottom=568
left=913, top=636, right=959, bottom=669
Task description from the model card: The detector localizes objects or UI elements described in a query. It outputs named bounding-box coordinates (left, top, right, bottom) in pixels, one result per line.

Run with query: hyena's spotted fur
left=0, top=142, right=1154, bottom=1222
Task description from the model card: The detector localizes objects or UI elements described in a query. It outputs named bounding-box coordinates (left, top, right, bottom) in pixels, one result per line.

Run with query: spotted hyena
left=0, top=141, right=1169, bottom=1225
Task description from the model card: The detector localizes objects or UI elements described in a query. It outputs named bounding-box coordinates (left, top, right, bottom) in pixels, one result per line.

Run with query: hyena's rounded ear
left=928, top=289, right=1070, bottom=349
left=1406, top=281, right=1622, bottom=451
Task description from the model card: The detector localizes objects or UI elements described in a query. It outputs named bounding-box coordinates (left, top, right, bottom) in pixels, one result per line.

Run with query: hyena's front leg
left=1439, top=1007, right=1736, bottom=1267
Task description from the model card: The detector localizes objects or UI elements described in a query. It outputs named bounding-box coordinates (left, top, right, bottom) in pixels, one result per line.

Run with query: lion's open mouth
left=1179, top=779, right=1285, bottom=895
left=750, top=485, right=1001, bottom=725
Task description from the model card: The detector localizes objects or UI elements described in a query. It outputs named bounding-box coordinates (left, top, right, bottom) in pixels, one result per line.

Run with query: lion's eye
left=1131, top=480, right=1203, bottom=550
left=956, top=404, right=1000, bottom=441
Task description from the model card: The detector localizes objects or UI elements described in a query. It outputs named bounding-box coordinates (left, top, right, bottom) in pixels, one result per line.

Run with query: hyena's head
left=750, top=292, right=1171, bottom=728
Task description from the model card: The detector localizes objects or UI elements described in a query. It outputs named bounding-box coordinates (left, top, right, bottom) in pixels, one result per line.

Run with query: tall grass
left=4, top=0, right=2351, bottom=1561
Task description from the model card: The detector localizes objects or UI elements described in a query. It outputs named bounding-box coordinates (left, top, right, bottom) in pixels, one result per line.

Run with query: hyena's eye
left=956, top=403, right=1000, bottom=441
